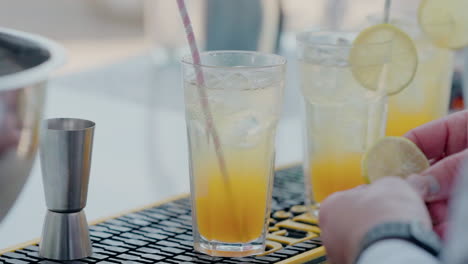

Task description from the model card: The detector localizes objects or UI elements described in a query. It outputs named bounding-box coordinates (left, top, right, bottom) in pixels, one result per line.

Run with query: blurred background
left=0, top=0, right=465, bottom=249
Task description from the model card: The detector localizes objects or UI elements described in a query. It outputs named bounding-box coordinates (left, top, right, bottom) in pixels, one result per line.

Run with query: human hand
left=319, top=177, right=431, bottom=264
left=405, top=110, right=468, bottom=239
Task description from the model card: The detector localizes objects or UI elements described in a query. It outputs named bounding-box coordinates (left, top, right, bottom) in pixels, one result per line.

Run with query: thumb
left=407, top=174, right=440, bottom=201
left=407, top=149, right=468, bottom=202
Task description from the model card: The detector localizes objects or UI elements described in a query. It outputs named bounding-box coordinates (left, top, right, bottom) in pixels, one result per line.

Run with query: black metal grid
left=0, top=166, right=326, bottom=264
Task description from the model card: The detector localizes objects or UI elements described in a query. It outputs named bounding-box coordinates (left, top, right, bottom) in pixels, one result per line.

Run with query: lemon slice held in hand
left=363, top=137, right=430, bottom=183
left=418, top=0, right=468, bottom=49
left=349, top=24, right=418, bottom=95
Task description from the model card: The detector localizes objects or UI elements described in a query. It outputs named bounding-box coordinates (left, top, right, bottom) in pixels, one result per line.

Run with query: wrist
left=354, top=221, right=441, bottom=264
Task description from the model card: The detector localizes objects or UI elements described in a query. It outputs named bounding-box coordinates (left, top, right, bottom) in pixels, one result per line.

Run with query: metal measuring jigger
left=39, top=118, right=95, bottom=260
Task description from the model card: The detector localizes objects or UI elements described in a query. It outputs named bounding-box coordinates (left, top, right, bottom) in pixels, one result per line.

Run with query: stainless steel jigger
left=39, top=118, right=95, bottom=260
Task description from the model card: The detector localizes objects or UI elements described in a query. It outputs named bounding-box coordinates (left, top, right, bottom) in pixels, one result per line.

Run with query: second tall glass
left=183, top=51, right=286, bottom=257
left=297, top=31, right=389, bottom=214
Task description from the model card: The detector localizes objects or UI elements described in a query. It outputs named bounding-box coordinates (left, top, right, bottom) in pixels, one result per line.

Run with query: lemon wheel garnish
left=418, top=0, right=468, bottom=49
left=362, top=137, right=430, bottom=183
left=350, top=24, right=418, bottom=96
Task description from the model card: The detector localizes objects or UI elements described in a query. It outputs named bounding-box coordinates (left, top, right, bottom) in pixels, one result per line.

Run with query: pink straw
left=176, top=0, right=229, bottom=183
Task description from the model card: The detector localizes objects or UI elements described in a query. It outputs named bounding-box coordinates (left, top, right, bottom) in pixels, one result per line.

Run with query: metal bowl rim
left=0, top=27, right=67, bottom=91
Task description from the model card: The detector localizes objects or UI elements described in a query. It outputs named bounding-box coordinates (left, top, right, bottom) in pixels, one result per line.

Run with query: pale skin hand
left=319, top=177, right=431, bottom=264
left=318, top=110, right=468, bottom=263
left=405, top=110, right=468, bottom=239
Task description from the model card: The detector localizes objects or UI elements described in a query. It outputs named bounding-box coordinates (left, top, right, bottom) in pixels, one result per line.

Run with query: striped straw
left=176, top=0, right=230, bottom=184
left=176, top=0, right=244, bottom=239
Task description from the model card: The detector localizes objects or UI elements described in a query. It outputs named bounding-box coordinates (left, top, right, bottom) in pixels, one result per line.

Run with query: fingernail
left=407, top=174, right=440, bottom=200
left=407, top=174, right=428, bottom=197
left=425, top=175, right=441, bottom=201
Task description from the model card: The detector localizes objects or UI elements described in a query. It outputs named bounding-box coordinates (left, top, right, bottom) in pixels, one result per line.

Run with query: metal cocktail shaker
left=39, top=118, right=95, bottom=260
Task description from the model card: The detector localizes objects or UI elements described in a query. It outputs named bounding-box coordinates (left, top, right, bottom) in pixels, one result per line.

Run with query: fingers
left=427, top=200, right=448, bottom=225
left=404, top=110, right=468, bottom=160
left=407, top=149, right=468, bottom=202
left=319, top=191, right=348, bottom=264
left=434, top=222, right=448, bottom=240
left=319, top=191, right=344, bottom=224
left=407, top=174, right=441, bottom=200
left=423, top=149, right=468, bottom=200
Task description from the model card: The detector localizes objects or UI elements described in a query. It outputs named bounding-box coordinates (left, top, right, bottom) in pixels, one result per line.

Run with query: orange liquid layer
left=386, top=109, right=440, bottom=136
left=311, top=153, right=365, bottom=203
left=195, top=162, right=270, bottom=243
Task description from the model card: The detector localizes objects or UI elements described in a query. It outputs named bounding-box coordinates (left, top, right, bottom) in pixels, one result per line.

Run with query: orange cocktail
left=297, top=31, right=388, bottom=213
left=183, top=51, right=285, bottom=257
left=194, top=152, right=270, bottom=243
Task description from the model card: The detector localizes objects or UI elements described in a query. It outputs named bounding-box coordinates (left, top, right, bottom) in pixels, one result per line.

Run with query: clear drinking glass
left=182, top=51, right=286, bottom=257
left=381, top=17, right=454, bottom=136
left=297, top=31, right=389, bottom=214
left=357, top=0, right=455, bottom=136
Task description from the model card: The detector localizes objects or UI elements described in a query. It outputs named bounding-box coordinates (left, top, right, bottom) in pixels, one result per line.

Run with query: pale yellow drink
left=373, top=16, right=455, bottom=136
left=386, top=38, right=454, bottom=136
left=183, top=51, right=285, bottom=256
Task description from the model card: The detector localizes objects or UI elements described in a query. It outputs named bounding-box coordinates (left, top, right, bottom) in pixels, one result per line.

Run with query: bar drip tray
left=0, top=166, right=326, bottom=264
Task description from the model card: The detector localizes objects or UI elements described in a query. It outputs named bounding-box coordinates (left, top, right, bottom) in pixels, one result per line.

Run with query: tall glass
left=297, top=31, right=388, bottom=213
left=384, top=17, right=454, bottom=136
left=182, top=51, right=285, bottom=257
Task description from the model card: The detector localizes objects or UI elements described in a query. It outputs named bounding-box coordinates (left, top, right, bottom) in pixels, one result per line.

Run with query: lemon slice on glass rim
left=362, top=136, right=430, bottom=183
left=418, top=0, right=468, bottom=49
left=349, top=24, right=418, bottom=96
